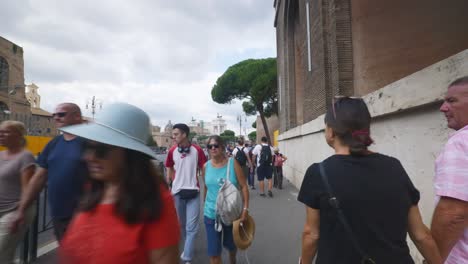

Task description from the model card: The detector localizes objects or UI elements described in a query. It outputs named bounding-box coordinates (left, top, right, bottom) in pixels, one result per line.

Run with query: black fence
left=18, top=186, right=54, bottom=264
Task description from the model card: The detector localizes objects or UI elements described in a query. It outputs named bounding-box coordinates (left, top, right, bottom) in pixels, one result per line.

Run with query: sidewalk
left=33, top=180, right=305, bottom=263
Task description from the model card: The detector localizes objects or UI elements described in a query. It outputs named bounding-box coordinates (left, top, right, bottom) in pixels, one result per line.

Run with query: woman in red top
left=59, top=103, right=180, bottom=264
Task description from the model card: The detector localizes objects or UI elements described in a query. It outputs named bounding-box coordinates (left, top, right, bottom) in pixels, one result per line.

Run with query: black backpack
left=259, top=145, right=272, bottom=166
left=234, top=147, right=248, bottom=166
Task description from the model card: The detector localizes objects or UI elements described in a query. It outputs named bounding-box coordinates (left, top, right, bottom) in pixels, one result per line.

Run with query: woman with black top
left=298, top=97, right=442, bottom=264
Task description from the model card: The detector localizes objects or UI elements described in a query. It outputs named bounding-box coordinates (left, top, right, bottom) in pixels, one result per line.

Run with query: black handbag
left=319, top=163, right=376, bottom=264
left=178, top=189, right=199, bottom=200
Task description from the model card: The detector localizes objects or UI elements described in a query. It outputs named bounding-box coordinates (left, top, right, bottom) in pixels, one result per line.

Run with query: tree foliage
left=252, top=121, right=256, bottom=129
left=248, top=131, right=257, bottom=142
left=211, top=58, right=277, bottom=144
left=220, top=130, right=236, bottom=144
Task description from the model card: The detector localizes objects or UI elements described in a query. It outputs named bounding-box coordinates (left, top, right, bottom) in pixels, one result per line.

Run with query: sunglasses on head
left=207, top=144, right=220, bottom=149
left=84, top=141, right=114, bottom=159
left=332, top=96, right=363, bottom=120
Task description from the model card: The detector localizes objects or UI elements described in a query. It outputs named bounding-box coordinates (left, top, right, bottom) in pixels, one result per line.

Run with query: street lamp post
left=236, top=114, right=247, bottom=137
left=85, top=96, right=103, bottom=120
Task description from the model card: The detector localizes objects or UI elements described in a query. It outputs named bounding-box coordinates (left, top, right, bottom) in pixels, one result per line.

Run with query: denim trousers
left=173, top=193, right=200, bottom=261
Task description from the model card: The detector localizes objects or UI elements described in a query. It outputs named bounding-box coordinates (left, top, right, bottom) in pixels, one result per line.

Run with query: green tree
left=248, top=131, right=257, bottom=143
left=189, top=132, right=197, bottom=141
left=211, top=58, right=277, bottom=144
left=220, top=130, right=236, bottom=144
left=252, top=121, right=257, bottom=129
left=197, top=135, right=209, bottom=145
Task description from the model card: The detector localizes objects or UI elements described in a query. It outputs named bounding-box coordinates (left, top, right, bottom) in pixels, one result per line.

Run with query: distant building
left=153, top=120, right=174, bottom=149
left=26, top=83, right=57, bottom=137
left=206, top=114, right=227, bottom=135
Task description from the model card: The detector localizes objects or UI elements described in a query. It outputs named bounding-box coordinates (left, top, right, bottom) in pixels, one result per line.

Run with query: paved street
left=33, top=178, right=305, bottom=264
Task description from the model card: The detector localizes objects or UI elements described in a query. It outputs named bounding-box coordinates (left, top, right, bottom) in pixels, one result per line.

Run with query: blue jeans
left=174, top=193, right=200, bottom=262
left=248, top=166, right=255, bottom=187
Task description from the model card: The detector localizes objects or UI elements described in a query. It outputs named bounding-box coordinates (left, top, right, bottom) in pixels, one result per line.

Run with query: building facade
left=25, top=83, right=57, bottom=137
left=274, top=0, right=468, bottom=261
left=0, top=36, right=31, bottom=123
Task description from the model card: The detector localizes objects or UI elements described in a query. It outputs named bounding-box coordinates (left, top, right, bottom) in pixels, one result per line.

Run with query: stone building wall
left=0, top=36, right=31, bottom=119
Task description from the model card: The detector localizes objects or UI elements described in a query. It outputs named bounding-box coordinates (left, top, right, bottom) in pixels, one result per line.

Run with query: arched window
left=0, top=57, right=9, bottom=89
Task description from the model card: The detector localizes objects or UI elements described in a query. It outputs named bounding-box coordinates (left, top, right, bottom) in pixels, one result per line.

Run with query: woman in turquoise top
left=202, top=135, right=249, bottom=264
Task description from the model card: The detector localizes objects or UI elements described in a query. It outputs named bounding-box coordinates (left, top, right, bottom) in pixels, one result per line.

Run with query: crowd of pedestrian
left=0, top=76, right=466, bottom=263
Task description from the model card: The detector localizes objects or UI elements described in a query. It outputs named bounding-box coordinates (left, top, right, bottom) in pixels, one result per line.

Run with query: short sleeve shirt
left=37, top=136, right=88, bottom=218
left=434, top=125, right=468, bottom=263
left=60, top=185, right=180, bottom=264
left=298, top=154, right=419, bottom=264
left=165, top=144, right=207, bottom=195
left=252, top=144, right=274, bottom=167
left=0, top=150, right=36, bottom=214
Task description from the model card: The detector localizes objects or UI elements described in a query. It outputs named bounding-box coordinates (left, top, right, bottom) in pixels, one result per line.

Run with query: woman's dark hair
left=324, top=97, right=373, bottom=156
left=80, top=149, right=166, bottom=224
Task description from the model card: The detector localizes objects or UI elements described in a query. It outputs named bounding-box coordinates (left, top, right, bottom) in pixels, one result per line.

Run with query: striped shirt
left=434, top=125, right=468, bottom=263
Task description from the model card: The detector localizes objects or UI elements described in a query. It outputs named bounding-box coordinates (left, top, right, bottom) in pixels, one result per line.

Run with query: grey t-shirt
left=0, top=150, right=36, bottom=214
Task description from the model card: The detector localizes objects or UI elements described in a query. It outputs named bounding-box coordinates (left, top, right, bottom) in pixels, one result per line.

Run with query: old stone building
left=26, top=83, right=57, bottom=137
left=0, top=36, right=31, bottom=123
left=274, top=0, right=468, bottom=261
left=153, top=120, right=174, bottom=149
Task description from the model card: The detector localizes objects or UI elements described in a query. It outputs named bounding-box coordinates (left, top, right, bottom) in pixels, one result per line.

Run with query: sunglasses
left=332, top=96, right=362, bottom=120
left=52, top=112, right=68, bottom=118
left=84, top=141, right=114, bottom=159
left=207, top=144, right=220, bottom=149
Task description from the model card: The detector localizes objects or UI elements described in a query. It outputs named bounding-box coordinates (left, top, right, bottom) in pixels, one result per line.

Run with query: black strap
left=318, top=163, right=376, bottom=264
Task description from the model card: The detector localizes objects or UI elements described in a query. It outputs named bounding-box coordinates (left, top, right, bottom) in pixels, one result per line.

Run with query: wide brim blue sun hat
left=59, top=102, right=157, bottom=159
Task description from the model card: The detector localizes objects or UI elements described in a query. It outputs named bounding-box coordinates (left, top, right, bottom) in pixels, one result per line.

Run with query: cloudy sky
left=1, top=0, right=276, bottom=134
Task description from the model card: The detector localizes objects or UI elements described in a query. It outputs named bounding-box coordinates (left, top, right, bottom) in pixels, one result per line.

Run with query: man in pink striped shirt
left=432, top=76, right=468, bottom=263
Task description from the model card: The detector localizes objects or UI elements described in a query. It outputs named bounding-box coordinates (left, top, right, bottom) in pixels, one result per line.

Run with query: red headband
left=351, top=129, right=373, bottom=145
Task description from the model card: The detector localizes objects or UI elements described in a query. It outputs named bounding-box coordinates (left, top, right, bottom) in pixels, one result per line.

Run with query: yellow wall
left=0, top=136, right=53, bottom=156
left=273, top=130, right=279, bottom=147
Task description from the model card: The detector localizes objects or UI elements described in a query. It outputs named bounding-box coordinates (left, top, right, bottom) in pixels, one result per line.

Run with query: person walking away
left=431, top=76, right=468, bottom=263
left=247, top=144, right=256, bottom=190
left=298, top=97, right=442, bottom=264
left=10, top=103, right=88, bottom=243
left=58, top=103, right=179, bottom=263
left=273, top=147, right=287, bottom=189
left=202, top=135, right=249, bottom=264
left=252, top=137, right=275, bottom=197
left=232, top=138, right=252, bottom=189
left=0, top=121, right=36, bottom=263
left=165, top=123, right=207, bottom=264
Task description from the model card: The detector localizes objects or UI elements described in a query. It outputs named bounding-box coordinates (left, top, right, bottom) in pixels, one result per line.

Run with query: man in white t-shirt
left=252, top=136, right=275, bottom=197
left=165, top=123, right=207, bottom=264
left=232, top=138, right=252, bottom=185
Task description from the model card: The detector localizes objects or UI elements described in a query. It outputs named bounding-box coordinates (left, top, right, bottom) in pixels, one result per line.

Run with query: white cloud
left=1, top=0, right=275, bottom=134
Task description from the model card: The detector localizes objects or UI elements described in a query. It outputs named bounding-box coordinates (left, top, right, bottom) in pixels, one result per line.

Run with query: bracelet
left=243, top=207, right=249, bottom=211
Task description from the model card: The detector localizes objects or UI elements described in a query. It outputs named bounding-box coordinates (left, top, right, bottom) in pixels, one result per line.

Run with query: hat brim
left=232, top=215, right=255, bottom=250
left=59, top=122, right=157, bottom=159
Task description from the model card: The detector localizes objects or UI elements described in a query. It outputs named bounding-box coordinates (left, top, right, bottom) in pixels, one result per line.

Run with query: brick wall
left=275, top=0, right=353, bottom=132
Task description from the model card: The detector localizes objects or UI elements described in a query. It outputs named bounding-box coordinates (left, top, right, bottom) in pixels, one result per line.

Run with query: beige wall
left=352, top=0, right=468, bottom=95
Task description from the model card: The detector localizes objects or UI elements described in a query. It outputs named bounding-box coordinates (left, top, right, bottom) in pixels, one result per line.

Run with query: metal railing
left=18, top=186, right=55, bottom=264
